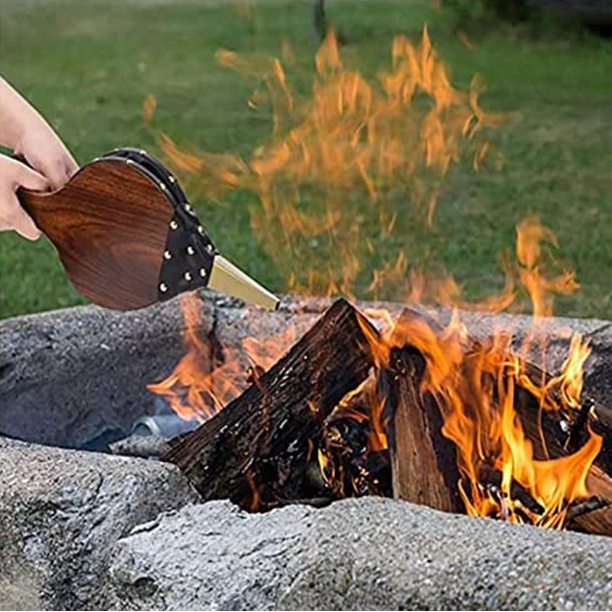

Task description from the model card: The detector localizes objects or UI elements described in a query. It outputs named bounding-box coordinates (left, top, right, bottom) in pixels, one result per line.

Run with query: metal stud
left=184, top=271, right=192, bottom=282
left=159, top=182, right=167, bottom=191
left=198, top=225, right=205, bottom=235
left=140, top=149, right=147, bottom=156
left=159, top=282, right=168, bottom=293
left=206, top=244, right=214, bottom=254
left=168, top=175, right=176, bottom=184
left=187, top=246, right=195, bottom=255
left=163, top=250, right=172, bottom=260
left=184, top=203, right=192, bottom=212
left=126, top=159, right=134, bottom=165
left=169, top=220, right=178, bottom=230
left=199, top=268, right=207, bottom=278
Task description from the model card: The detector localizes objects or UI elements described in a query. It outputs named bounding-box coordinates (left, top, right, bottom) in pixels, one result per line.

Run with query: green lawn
left=1, top=0, right=611, bottom=319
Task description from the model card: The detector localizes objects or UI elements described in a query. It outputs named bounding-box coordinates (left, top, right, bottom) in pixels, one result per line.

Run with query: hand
left=0, top=154, right=49, bottom=240
left=15, top=119, right=79, bottom=191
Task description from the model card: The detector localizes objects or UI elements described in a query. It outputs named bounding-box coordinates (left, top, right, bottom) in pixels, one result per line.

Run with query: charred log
left=478, top=465, right=545, bottom=516
left=163, top=298, right=377, bottom=509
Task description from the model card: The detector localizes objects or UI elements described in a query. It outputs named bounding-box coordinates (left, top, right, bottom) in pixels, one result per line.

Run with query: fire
left=153, top=26, right=505, bottom=298
left=147, top=295, right=243, bottom=421
left=516, top=215, right=579, bottom=318
left=363, top=218, right=602, bottom=528
left=148, top=294, right=302, bottom=422
left=314, top=216, right=600, bottom=527
left=143, top=22, right=601, bottom=529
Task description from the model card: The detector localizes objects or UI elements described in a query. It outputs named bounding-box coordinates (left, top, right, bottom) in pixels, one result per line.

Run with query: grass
left=1, top=0, right=611, bottom=319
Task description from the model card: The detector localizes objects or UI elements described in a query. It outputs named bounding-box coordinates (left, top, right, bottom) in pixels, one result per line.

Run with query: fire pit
left=1, top=292, right=612, bottom=609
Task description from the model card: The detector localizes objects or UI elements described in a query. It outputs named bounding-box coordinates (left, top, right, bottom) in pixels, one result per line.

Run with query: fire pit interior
left=2, top=291, right=612, bottom=609
left=2, top=290, right=611, bottom=533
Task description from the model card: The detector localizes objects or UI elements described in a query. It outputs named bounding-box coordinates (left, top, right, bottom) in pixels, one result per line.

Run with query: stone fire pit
left=1, top=293, right=611, bottom=610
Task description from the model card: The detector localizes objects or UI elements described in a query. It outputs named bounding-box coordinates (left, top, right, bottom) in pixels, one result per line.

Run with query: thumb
left=17, top=163, right=50, bottom=193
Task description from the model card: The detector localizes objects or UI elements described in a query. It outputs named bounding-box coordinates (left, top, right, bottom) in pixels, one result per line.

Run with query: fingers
left=0, top=156, right=48, bottom=240
left=4, top=198, right=41, bottom=240
left=39, top=157, right=74, bottom=191
left=64, top=150, right=79, bottom=179
left=16, top=124, right=79, bottom=190
left=40, top=152, right=79, bottom=190
left=17, top=162, right=50, bottom=192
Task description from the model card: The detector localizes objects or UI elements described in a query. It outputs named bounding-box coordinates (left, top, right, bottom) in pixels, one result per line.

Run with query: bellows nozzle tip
left=208, top=255, right=280, bottom=311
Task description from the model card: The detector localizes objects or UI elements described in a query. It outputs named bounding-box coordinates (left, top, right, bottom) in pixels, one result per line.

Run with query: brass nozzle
left=208, top=255, right=280, bottom=311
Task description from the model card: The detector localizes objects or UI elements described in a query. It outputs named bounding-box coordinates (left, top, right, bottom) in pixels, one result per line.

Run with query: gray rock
left=0, top=296, right=211, bottom=448
left=107, top=497, right=612, bottom=610
left=584, top=322, right=612, bottom=406
left=0, top=437, right=198, bottom=610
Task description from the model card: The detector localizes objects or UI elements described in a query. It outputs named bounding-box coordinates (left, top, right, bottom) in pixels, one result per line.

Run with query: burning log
left=517, top=365, right=612, bottom=476
left=163, top=299, right=378, bottom=508
left=510, top=365, right=612, bottom=536
left=382, top=308, right=612, bottom=535
left=380, top=344, right=462, bottom=513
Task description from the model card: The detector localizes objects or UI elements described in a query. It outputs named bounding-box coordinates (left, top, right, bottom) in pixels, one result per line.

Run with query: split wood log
left=163, top=298, right=378, bottom=507
left=569, top=465, right=612, bottom=536
left=380, top=345, right=463, bottom=513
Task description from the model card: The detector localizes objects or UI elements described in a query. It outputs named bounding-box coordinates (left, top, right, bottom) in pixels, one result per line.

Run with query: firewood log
left=163, top=298, right=378, bottom=507
left=382, top=308, right=612, bottom=536
left=380, top=345, right=463, bottom=513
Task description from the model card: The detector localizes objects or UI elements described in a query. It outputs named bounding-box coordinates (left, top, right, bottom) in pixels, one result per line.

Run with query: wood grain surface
left=19, top=159, right=173, bottom=310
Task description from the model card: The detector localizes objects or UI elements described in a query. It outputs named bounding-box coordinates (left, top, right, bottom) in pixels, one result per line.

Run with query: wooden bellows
left=18, top=148, right=279, bottom=311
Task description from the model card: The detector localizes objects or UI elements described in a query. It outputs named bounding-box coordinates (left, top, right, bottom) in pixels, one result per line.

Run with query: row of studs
left=159, top=218, right=215, bottom=294
left=121, top=150, right=204, bottom=232
left=111, top=150, right=212, bottom=295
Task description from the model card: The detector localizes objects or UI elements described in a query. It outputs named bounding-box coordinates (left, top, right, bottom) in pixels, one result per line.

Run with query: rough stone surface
left=107, top=497, right=612, bottom=610
left=584, top=322, right=612, bottom=406
left=0, top=296, right=212, bottom=447
left=0, top=437, right=198, bottom=610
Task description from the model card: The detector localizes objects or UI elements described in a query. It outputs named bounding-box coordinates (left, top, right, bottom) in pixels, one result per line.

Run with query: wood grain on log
left=381, top=344, right=463, bottom=513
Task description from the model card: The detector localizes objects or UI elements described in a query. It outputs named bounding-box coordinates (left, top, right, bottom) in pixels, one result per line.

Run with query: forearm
left=0, top=76, right=47, bottom=151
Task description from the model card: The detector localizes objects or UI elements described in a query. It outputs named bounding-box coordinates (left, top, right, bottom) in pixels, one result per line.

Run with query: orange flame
left=144, top=24, right=600, bottom=528
left=141, top=94, right=157, bottom=125
left=363, top=219, right=600, bottom=528
left=153, top=27, right=505, bottom=298
left=147, top=295, right=244, bottom=421
left=148, top=294, right=302, bottom=422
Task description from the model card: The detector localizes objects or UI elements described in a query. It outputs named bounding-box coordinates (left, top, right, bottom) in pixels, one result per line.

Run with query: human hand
left=15, top=118, right=79, bottom=190
left=0, top=154, right=49, bottom=240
